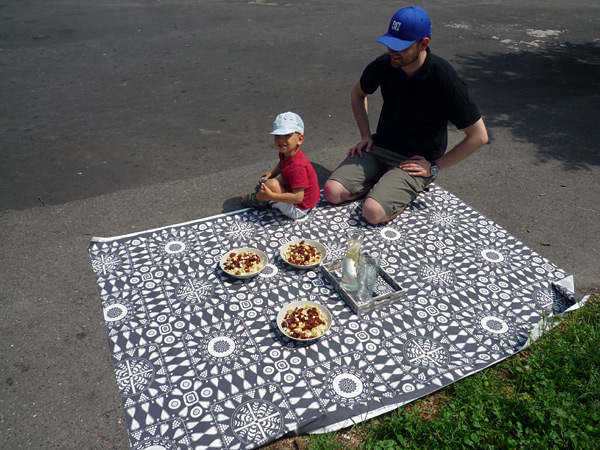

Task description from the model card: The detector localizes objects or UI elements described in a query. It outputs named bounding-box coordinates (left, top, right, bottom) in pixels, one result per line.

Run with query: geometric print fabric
left=88, top=184, right=570, bottom=449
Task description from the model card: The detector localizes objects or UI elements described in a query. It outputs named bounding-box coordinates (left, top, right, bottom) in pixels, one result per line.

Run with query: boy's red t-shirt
left=278, top=148, right=320, bottom=210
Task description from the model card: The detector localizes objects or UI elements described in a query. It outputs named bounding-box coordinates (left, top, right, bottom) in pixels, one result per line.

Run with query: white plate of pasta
left=279, top=239, right=326, bottom=269
left=219, top=247, right=268, bottom=279
left=277, top=300, right=332, bottom=341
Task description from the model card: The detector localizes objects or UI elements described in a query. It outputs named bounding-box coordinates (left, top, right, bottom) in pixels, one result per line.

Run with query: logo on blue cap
left=377, top=6, right=431, bottom=52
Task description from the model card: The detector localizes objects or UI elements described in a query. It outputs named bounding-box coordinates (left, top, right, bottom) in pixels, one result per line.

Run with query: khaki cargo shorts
left=328, top=145, right=436, bottom=217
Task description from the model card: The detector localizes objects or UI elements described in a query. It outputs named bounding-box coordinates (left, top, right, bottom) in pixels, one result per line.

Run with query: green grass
left=306, top=295, right=600, bottom=450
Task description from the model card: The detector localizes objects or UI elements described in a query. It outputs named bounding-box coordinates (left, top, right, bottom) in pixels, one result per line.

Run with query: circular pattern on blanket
left=190, top=405, right=203, bottom=418
left=205, top=334, right=238, bottom=360
left=103, top=303, right=128, bottom=322
left=201, top=387, right=213, bottom=398
left=479, top=314, right=509, bottom=334
left=331, top=372, right=364, bottom=399
left=284, top=373, right=295, bottom=383
left=223, top=220, right=258, bottom=243
left=479, top=248, right=505, bottom=264
left=402, top=383, right=416, bottom=393
left=91, top=252, right=122, bottom=276
left=404, top=338, right=449, bottom=368
left=417, top=263, right=456, bottom=287
left=163, top=239, right=188, bottom=255
left=427, top=210, right=457, bottom=228
left=348, top=321, right=359, bottom=330
left=115, top=357, right=155, bottom=396
left=231, top=400, right=283, bottom=445
left=326, top=367, right=371, bottom=404
left=168, top=398, right=181, bottom=410
left=175, top=277, right=215, bottom=304
left=379, top=227, right=402, bottom=241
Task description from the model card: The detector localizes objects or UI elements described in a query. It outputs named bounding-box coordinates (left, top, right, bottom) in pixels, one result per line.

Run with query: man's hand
left=348, top=138, right=374, bottom=158
left=350, top=82, right=373, bottom=158
left=399, top=155, right=431, bottom=177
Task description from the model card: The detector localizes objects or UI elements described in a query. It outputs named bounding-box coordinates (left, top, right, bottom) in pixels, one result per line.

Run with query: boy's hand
left=259, top=182, right=273, bottom=200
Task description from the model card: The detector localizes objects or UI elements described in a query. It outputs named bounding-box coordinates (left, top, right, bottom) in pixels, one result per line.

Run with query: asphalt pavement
left=1, top=0, right=599, bottom=448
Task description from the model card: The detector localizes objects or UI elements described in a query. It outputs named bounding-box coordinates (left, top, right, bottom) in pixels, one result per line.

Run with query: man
left=324, top=6, right=488, bottom=225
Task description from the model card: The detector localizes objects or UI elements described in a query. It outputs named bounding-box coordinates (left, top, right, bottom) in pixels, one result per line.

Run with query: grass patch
left=304, top=295, right=600, bottom=450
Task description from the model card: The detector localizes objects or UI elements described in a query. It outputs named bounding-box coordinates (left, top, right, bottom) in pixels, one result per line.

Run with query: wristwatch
left=430, top=160, right=440, bottom=176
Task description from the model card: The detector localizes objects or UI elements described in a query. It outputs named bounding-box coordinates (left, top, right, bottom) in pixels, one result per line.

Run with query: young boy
left=241, top=112, right=320, bottom=219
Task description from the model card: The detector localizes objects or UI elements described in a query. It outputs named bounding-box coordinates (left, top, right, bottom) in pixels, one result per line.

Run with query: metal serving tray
left=320, top=259, right=406, bottom=318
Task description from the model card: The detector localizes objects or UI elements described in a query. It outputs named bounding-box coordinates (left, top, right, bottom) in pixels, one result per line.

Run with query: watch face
left=431, top=163, right=440, bottom=175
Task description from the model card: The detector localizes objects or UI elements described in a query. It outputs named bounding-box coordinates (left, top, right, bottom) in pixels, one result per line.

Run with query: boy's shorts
left=272, top=202, right=310, bottom=219
left=272, top=175, right=312, bottom=219
left=328, top=145, right=436, bottom=217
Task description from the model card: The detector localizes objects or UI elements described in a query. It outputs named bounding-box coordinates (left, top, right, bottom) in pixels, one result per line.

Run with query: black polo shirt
left=360, top=48, right=481, bottom=161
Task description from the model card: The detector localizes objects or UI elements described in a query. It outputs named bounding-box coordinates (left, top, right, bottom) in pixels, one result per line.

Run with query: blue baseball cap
left=376, top=6, right=432, bottom=52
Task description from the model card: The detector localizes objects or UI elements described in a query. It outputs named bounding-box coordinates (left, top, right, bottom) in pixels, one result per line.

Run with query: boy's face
left=274, top=132, right=304, bottom=158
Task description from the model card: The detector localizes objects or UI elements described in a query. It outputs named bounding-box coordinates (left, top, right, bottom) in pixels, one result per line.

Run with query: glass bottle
left=340, top=229, right=364, bottom=291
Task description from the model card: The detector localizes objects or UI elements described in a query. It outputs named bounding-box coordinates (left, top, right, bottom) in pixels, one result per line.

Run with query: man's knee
left=362, top=202, right=385, bottom=225
left=324, top=180, right=345, bottom=204
left=363, top=197, right=400, bottom=225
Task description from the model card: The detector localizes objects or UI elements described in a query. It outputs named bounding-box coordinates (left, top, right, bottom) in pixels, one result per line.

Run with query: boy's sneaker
left=241, top=192, right=270, bottom=209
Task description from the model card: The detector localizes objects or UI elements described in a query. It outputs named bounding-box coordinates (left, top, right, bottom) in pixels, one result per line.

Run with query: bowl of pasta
left=279, top=239, right=327, bottom=269
left=277, top=300, right=332, bottom=341
left=219, top=247, right=268, bottom=279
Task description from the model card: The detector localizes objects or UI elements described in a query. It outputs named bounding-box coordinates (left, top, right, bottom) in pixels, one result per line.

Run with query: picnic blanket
left=88, top=184, right=583, bottom=450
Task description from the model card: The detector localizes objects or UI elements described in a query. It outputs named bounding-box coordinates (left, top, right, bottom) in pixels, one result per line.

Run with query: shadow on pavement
left=456, top=42, right=600, bottom=170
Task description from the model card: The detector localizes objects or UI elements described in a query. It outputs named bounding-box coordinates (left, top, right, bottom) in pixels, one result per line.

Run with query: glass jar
left=340, top=229, right=364, bottom=291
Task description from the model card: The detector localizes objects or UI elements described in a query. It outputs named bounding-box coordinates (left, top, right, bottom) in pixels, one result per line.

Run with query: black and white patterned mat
left=88, top=184, right=576, bottom=450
